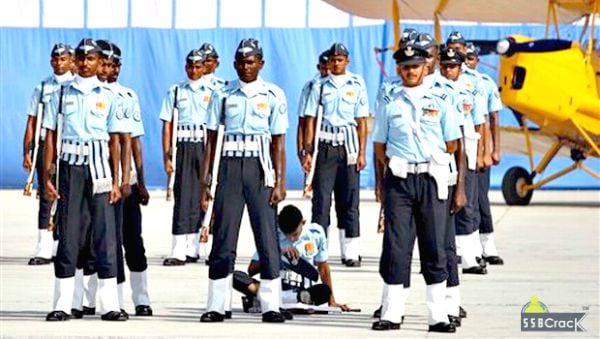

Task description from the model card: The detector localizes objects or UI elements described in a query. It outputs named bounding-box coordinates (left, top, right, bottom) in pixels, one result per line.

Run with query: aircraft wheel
left=502, top=166, right=533, bottom=205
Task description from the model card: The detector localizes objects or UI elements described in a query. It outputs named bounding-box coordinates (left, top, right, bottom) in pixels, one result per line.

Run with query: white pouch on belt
left=428, top=152, right=452, bottom=200
left=388, top=156, right=409, bottom=179
left=464, top=131, right=480, bottom=171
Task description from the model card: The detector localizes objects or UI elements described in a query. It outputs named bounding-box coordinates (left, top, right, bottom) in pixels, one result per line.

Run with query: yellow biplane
left=325, top=0, right=600, bottom=205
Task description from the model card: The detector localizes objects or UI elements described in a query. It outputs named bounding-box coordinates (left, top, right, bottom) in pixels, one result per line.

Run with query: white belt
left=61, top=143, right=90, bottom=156
left=406, top=163, right=429, bottom=174
left=222, top=140, right=259, bottom=152
left=319, top=131, right=344, bottom=143
left=389, top=153, right=451, bottom=200
left=389, top=156, right=429, bottom=178
left=177, top=129, right=204, bottom=139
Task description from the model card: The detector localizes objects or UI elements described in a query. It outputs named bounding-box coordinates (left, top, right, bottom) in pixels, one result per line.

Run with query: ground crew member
left=297, top=51, right=330, bottom=167
left=371, top=41, right=461, bottom=333
left=440, top=44, right=490, bottom=324
left=419, top=33, right=467, bottom=326
left=199, top=38, right=288, bottom=323
left=195, top=42, right=227, bottom=263
left=302, top=42, right=369, bottom=267
left=160, top=49, right=209, bottom=266
left=23, top=43, right=74, bottom=265
left=106, top=42, right=153, bottom=316
left=372, top=29, right=419, bottom=319
left=446, top=32, right=491, bottom=272
left=464, top=43, right=505, bottom=265
left=43, top=38, right=131, bottom=321
left=373, top=28, right=419, bottom=235
left=73, top=39, right=133, bottom=319
left=372, top=32, right=468, bottom=326
left=233, top=205, right=350, bottom=312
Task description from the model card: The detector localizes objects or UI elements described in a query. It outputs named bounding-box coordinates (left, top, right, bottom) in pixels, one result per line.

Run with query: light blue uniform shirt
left=202, top=73, right=227, bottom=92
left=252, top=222, right=328, bottom=266
left=297, top=73, right=323, bottom=118
left=111, top=82, right=144, bottom=138
left=27, top=73, right=74, bottom=118
left=460, top=65, right=489, bottom=117
left=479, top=73, right=503, bottom=113
left=43, top=77, right=130, bottom=141
left=304, top=71, right=369, bottom=127
left=28, top=72, right=74, bottom=140
left=205, top=78, right=288, bottom=136
left=158, top=81, right=212, bottom=126
left=373, top=85, right=462, bottom=163
left=375, top=76, right=402, bottom=114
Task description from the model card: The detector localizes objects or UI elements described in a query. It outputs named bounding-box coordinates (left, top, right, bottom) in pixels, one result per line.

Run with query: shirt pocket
left=61, top=98, right=78, bottom=117
left=90, top=98, right=110, bottom=119
left=420, top=99, right=441, bottom=125
left=320, top=92, right=335, bottom=117
left=339, top=90, right=358, bottom=116
left=245, top=95, right=271, bottom=132
left=250, top=96, right=271, bottom=119
left=223, top=97, right=243, bottom=130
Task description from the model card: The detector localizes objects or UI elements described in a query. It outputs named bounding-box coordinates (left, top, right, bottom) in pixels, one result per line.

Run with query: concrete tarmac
left=1, top=189, right=598, bottom=338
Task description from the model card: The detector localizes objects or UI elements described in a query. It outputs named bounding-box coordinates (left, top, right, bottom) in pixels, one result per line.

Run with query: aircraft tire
left=502, top=166, right=533, bottom=205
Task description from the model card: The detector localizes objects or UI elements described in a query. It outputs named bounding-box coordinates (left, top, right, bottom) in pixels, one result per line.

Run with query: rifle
left=166, top=86, right=179, bottom=201
left=303, top=83, right=325, bottom=198
left=48, top=85, right=64, bottom=230
left=24, top=81, right=46, bottom=196
left=201, top=97, right=226, bottom=230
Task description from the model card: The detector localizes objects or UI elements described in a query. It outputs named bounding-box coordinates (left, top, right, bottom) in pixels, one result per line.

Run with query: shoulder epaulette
left=430, top=87, right=447, bottom=100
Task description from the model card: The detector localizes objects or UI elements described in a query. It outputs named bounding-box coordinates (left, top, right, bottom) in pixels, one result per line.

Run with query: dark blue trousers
left=208, top=157, right=280, bottom=280
left=379, top=172, right=448, bottom=286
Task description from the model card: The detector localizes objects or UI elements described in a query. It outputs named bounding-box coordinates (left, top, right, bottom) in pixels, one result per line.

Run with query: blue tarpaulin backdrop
left=1, top=23, right=598, bottom=189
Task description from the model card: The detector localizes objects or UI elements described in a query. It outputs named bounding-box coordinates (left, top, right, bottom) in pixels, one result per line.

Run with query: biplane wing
left=323, top=0, right=597, bottom=23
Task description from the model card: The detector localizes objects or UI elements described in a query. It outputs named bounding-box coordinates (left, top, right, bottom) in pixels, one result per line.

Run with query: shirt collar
left=234, top=77, right=266, bottom=97
left=328, top=73, right=350, bottom=88
left=73, top=74, right=100, bottom=95
left=53, top=71, right=73, bottom=84
left=186, top=78, right=203, bottom=92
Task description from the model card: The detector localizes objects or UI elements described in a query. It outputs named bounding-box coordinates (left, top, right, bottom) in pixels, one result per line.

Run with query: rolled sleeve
left=108, top=98, right=132, bottom=134
left=313, top=228, right=329, bottom=264
left=372, top=103, right=389, bottom=144
left=355, top=83, right=370, bottom=119
left=471, top=92, right=486, bottom=126
left=487, top=82, right=503, bottom=112
left=296, top=81, right=312, bottom=118
left=42, top=89, right=59, bottom=131
left=131, top=99, right=145, bottom=138
left=269, top=91, right=289, bottom=135
left=205, top=91, right=222, bottom=131
left=303, top=84, right=320, bottom=118
left=158, top=87, right=176, bottom=122
left=27, top=86, right=42, bottom=117
left=441, top=100, right=462, bottom=142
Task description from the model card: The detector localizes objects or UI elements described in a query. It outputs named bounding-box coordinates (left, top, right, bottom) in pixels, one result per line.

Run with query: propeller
left=496, top=38, right=572, bottom=56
